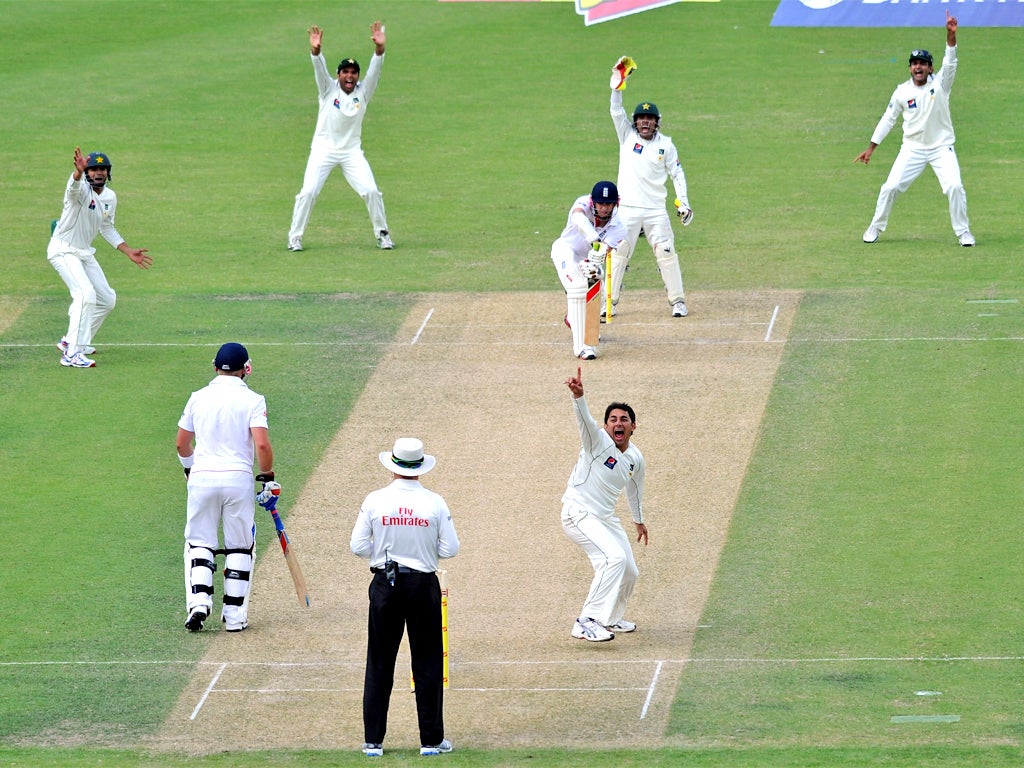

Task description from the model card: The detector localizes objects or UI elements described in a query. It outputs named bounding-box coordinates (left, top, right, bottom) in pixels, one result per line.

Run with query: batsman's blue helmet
left=591, top=181, right=619, bottom=204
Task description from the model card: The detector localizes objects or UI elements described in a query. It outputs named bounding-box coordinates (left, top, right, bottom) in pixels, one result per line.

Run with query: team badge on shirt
left=89, top=200, right=96, bottom=210
left=604, top=456, right=618, bottom=469
left=632, top=143, right=644, bottom=154
left=908, top=98, right=917, bottom=110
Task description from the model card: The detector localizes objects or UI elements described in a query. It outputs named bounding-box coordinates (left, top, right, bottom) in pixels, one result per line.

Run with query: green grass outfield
left=2, top=1, right=1022, bottom=766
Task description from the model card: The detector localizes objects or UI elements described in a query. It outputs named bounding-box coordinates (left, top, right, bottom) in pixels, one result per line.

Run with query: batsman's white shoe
left=61, top=351, right=96, bottom=368
left=578, top=346, right=597, bottom=361
left=671, top=300, right=688, bottom=318
left=959, top=231, right=976, bottom=247
left=572, top=617, right=614, bottom=642
left=184, top=606, right=209, bottom=633
left=604, top=619, right=637, bottom=633
left=287, top=238, right=303, bottom=251
left=420, top=739, right=453, bottom=756
left=376, top=231, right=394, bottom=250
left=862, top=227, right=879, bottom=243
left=223, top=616, right=248, bottom=633
left=57, top=338, right=96, bottom=355
left=361, top=743, right=384, bottom=757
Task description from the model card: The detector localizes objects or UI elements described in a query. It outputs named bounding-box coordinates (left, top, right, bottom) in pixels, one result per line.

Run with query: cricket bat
left=584, top=277, right=602, bottom=346
left=259, top=484, right=311, bottom=608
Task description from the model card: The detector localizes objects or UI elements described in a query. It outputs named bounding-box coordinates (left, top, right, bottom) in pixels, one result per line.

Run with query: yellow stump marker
left=605, top=249, right=613, bottom=322
left=411, top=569, right=449, bottom=691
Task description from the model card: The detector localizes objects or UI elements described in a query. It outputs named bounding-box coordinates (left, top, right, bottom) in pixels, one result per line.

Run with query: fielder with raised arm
left=561, top=366, right=648, bottom=642
left=855, top=11, right=974, bottom=247
left=287, top=21, right=393, bottom=252
left=608, top=57, right=693, bottom=319
left=550, top=181, right=630, bottom=361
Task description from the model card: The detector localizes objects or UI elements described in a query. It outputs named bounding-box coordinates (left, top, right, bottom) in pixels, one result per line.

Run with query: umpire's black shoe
left=185, top=606, right=208, bottom=632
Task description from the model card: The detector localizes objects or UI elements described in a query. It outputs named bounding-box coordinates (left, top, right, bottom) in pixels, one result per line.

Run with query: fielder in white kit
left=608, top=57, right=693, bottom=319
left=47, top=147, right=152, bottom=368
left=288, top=21, right=392, bottom=252
left=550, top=181, right=630, bottom=360
left=856, top=12, right=974, bottom=247
left=561, top=366, right=648, bottom=642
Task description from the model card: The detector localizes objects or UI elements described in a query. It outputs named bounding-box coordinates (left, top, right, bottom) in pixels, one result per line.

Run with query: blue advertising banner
left=771, top=0, right=1024, bottom=28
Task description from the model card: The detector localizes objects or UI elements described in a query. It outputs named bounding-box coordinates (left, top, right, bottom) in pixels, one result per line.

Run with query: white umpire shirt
left=177, top=376, right=269, bottom=473
left=562, top=395, right=645, bottom=525
left=50, top=175, right=124, bottom=256
left=610, top=90, right=690, bottom=211
left=351, top=479, right=460, bottom=573
left=309, top=52, right=383, bottom=151
left=871, top=45, right=958, bottom=151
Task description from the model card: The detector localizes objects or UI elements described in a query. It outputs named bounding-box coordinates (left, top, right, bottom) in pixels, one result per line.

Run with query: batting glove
left=581, top=259, right=604, bottom=282
left=257, top=481, right=282, bottom=511
left=610, top=56, right=637, bottom=91
left=676, top=206, right=694, bottom=226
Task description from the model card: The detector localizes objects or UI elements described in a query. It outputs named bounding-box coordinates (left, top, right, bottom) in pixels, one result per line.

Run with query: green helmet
left=632, top=102, right=660, bottom=121
left=84, top=152, right=112, bottom=181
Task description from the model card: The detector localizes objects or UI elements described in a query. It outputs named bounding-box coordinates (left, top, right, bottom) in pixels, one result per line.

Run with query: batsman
left=550, top=181, right=630, bottom=361
left=176, top=342, right=276, bottom=633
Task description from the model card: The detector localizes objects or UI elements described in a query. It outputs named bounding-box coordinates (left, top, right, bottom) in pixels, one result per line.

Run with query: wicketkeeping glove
left=675, top=200, right=694, bottom=226
left=257, top=481, right=282, bottom=511
left=610, top=56, right=637, bottom=91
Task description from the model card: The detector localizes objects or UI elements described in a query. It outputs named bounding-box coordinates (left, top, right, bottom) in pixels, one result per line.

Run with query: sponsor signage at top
left=772, top=0, right=1024, bottom=27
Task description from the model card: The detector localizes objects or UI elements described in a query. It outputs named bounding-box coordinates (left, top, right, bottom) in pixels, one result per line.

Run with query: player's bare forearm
left=946, top=11, right=957, bottom=46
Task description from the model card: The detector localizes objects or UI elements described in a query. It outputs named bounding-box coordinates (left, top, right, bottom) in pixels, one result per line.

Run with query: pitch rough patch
left=150, top=289, right=800, bottom=755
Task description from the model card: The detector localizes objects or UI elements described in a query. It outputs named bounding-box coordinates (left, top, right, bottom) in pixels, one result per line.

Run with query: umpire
left=350, top=438, right=460, bottom=757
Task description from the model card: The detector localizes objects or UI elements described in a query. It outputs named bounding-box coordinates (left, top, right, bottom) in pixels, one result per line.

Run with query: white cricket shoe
left=377, top=231, right=394, bottom=250
left=287, top=238, right=303, bottom=251
left=420, top=739, right=453, bottom=755
left=578, top=346, right=597, bottom=361
left=61, top=351, right=96, bottom=368
left=362, top=743, right=384, bottom=757
left=572, top=617, right=614, bottom=642
left=671, top=300, right=688, bottom=318
left=57, top=338, right=96, bottom=355
left=959, top=231, right=976, bottom=247
left=862, top=227, right=879, bottom=243
left=604, top=619, right=637, bottom=633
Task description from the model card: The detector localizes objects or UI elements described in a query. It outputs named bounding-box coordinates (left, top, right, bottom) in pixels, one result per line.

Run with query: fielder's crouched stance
left=551, top=181, right=630, bottom=361
left=561, top=367, right=648, bottom=643
left=176, top=343, right=276, bottom=633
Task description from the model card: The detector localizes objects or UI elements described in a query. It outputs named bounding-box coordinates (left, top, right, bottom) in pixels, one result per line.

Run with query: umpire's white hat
left=379, top=438, right=436, bottom=477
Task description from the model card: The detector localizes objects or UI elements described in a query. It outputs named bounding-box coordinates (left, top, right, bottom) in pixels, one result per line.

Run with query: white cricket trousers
left=289, top=144, right=388, bottom=240
left=551, top=241, right=591, bottom=357
left=47, top=242, right=116, bottom=355
left=614, top=206, right=684, bottom=305
left=561, top=503, right=638, bottom=626
left=868, top=144, right=970, bottom=237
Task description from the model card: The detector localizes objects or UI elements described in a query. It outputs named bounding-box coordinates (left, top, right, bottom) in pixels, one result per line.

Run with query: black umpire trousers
left=362, top=569, right=445, bottom=746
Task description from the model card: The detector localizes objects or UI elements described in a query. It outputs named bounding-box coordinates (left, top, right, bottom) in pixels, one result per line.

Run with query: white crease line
left=190, top=662, right=227, bottom=721
left=640, top=660, right=663, bottom=720
left=411, top=308, right=435, bottom=345
left=765, top=305, right=780, bottom=343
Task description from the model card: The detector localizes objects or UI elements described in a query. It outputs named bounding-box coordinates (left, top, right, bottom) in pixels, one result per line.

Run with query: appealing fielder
left=288, top=21, right=393, bottom=252
left=608, top=57, right=693, bottom=319
left=856, top=12, right=974, bottom=247
left=561, top=367, right=648, bottom=642
left=176, top=342, right=275, bottom=633
left=551, top=181, right=630, bottom=361
left=48, top=147, right=152, bottom=368
left=351, top=438, right=460, bottom=757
